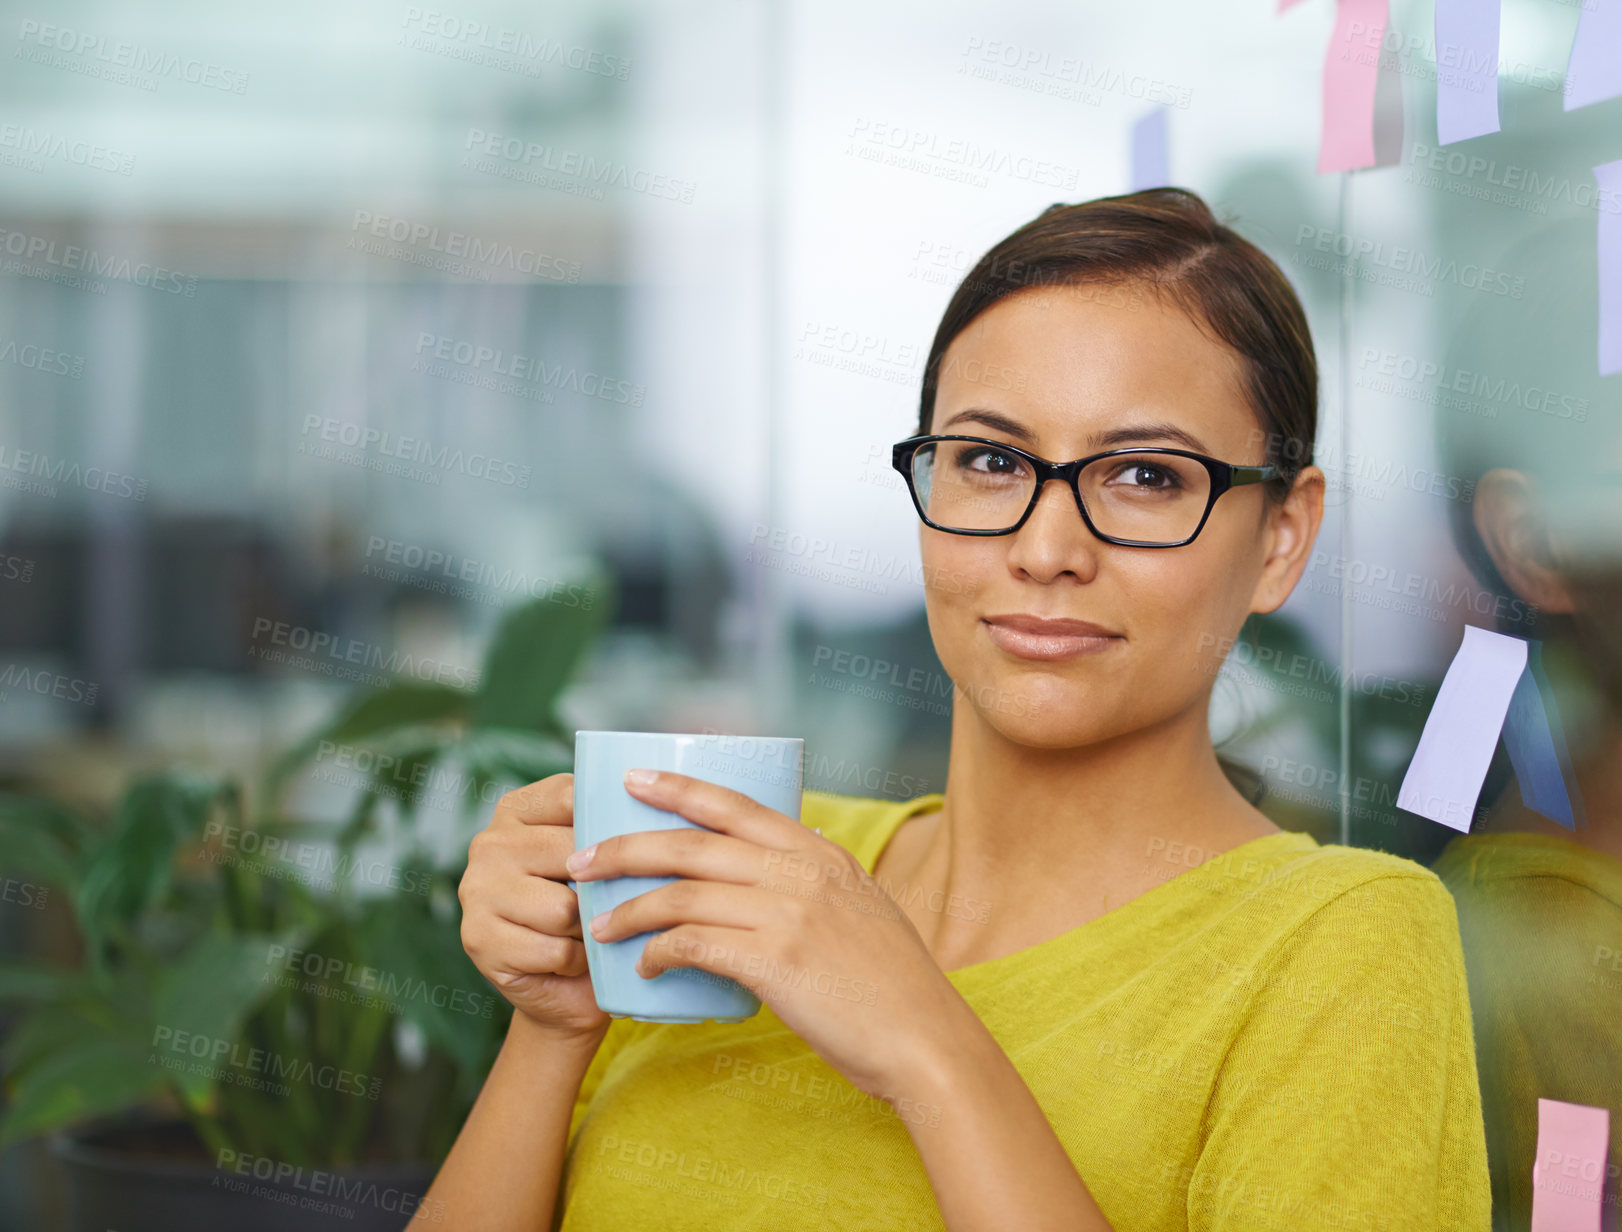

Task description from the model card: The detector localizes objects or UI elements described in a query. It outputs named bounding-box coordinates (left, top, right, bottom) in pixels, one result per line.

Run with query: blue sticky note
left=1131, top=107, right=1169, bottom=191
left=1502, top=640, right=1584, bottom=830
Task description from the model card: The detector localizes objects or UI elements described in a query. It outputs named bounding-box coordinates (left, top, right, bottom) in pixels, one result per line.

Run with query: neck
left=891, top=694, right=1275, bottom=954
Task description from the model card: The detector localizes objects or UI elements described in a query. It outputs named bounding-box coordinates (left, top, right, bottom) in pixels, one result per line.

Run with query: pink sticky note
left=1279, top=0, right=1309, bottom=11
left=1531, top=1098, right=1609, bottom=1232
left=1319, top=0, right=1390, bottom=173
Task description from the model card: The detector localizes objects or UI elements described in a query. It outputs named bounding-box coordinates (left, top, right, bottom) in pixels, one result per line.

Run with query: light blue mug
left=570, top=730, right=804, bottom=1023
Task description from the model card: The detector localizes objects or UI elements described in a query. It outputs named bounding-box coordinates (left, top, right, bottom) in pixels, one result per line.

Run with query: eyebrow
left=938, top=408, right=1211, bottom=454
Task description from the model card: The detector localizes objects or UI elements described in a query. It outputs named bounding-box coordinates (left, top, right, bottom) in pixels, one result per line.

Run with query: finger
left=570, top=827, right=777, bottom=887
left=467, top=823, right=575, bottom=881
left=488, top=876, right=585, bottom=940
left=491, top=776, right=573, bottom=828
left=619, top=771, right=800, bottom=848
left=472, top=916, right=590, bottom=981
left=591, top=880, right=784, bottom=943
left=636, top=923, right=761, bottom=984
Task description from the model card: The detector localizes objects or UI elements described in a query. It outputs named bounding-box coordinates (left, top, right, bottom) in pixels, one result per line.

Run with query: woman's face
left=920, top=283, right=1322, bottom=748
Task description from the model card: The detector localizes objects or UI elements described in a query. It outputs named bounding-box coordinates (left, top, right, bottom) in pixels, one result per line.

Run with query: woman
left=422, top=188, right=1492, bottom=1231
left=1427, top=214, right=1622, bottom=1229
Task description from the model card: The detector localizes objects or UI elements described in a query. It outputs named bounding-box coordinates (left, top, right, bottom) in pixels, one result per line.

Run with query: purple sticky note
left=1531, top=1098, right=1609, bottom=1232
left=1595, top=159, right=1622, bottom=376
left=1565, top=0, right=1622, bottom=111
left=1131, top=107, right=1170, bottom=191
left=1319, top=0, right=1389, bottom=173
left=1435, top=0, right=1501, bottom=144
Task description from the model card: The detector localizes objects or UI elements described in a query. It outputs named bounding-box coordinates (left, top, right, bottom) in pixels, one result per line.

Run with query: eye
left=957, top=446, right=1027, bottom=476
left=1122, top=460, right=1174, bottom=486
left=1107, top=460, right=1182, bottom=490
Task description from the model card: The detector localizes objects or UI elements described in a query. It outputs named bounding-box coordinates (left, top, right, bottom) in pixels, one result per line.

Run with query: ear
left=1472, top=468, right=1576, bottom=614
left=1249, top=465, right=1326, bottom=615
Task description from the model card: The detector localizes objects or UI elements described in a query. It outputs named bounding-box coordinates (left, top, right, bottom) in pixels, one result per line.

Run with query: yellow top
left=555, top=790, right=1491, bottom=1231
left=1432, top=831, right=1622, bottom=1232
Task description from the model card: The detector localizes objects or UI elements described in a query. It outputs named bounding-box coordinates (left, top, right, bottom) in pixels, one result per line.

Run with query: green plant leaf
left=320, top=721, right=463, bottom=824
left=1, top=993, right=138, bottom=1081
left=151, top=931, right=308, bottom=1109
left=456, top=727, right=573, bottom=781
left=0, top=1036, right=165, bottom=1148
left=0, top=794, right=95, bottom=893
left=450, top=727, right=573, bottom=821
left=357, top=897, right=501, bottom=1083
left=468, top=581, right=612, bottom=733
left=0, top=961, right=84, bottom=1004
left=75, top=774, right=235, bottom=958
left=154, top=940, right=306, bottom=1056
left=262, top=682, right=473, bottom=809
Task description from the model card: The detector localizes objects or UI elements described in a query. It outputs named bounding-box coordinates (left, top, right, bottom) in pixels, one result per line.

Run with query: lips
left=980, top=614, right=1123, bottom=661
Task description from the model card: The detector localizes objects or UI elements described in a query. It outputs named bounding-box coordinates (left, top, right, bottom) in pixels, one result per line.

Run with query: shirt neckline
left=861, top=793, right=1316, bottom=980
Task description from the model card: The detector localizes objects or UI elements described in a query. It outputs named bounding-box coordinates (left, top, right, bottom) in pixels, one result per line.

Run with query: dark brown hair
left=916, top=187, right=1317, bottom=500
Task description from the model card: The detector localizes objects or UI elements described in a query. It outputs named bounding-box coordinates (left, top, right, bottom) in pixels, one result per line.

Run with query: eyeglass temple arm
left=1228, top=464, right=1281, bottom=486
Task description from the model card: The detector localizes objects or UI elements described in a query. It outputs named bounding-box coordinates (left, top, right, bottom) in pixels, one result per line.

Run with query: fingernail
left=589, top=910, right=611, bottom=936
left=566, top=843, right=597, bottom=873
left=624, top=768, right=658, bottom=787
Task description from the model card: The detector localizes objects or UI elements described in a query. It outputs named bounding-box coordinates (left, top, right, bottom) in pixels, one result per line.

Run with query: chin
left=961, top=675, right=1109, bottom=740
left=983, top=709, right=1116, bottom=749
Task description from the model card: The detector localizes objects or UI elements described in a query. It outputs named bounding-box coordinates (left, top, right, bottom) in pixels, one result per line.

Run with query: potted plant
left=0, top=580, right=612, bottom=1232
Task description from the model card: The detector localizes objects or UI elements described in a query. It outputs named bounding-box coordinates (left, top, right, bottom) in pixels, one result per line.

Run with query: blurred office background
left=1, top=0, right=1618, bottom=1226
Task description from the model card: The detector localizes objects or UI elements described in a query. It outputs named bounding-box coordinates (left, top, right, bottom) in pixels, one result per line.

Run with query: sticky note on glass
left=1399, top=627, right=1583, bottom=831
left=1595, top=159, right=1622, bottom=376
left=1131, top=107, right=1170, bottom=191
left=1564, top=0, right=1622, bottom=112
left=1435, top=0, right=1500, bottom=144
left=1319, top=0, right=1389, bottom=173
left=1503, top=640, right=1580, bottom=830
left=1398, top=626, right=1526, bottom=830
left=1531, top=1098, right=1609, bottom=1232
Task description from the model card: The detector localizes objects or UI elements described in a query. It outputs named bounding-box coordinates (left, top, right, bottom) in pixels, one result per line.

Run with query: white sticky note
left=1564, top=0, right=1622, bottom=112
left=1398, top=626, right=1529, bottom=831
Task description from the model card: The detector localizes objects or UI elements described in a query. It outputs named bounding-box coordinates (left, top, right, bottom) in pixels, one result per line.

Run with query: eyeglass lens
left=910, top=439, right=1213, bottom=543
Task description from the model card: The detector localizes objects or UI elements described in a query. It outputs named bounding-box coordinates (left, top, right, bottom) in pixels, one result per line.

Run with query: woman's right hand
left=458, top=773, right=611, bottom=1044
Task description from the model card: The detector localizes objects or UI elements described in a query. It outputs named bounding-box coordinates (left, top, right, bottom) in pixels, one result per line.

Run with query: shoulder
left=1435, top=832, right=1622, bottom=907
left=1217, top=844, right=1474, bottom=1040
left=1223, top=838, right=1467, bottom=964
left=1221, top=834, right=1453, bottom=914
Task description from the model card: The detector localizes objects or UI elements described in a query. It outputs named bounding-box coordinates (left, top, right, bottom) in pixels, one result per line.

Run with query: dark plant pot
left=51, top=1119, right=436, bottom=1232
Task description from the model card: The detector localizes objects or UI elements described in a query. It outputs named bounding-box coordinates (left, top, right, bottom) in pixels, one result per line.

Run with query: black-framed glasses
left=890, top=434, right=1280, bottom=548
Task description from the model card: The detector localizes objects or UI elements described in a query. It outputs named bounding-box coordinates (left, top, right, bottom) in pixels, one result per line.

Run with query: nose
left=1004, top=475, right=1102, bottom=582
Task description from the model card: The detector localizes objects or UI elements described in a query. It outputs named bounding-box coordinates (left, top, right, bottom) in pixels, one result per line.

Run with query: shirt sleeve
left=1187, top=872, right=1492, bottom=1232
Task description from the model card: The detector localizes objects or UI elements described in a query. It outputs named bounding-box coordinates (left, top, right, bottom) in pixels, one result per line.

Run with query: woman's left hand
left=566, top=769, right=968, bottom=1104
